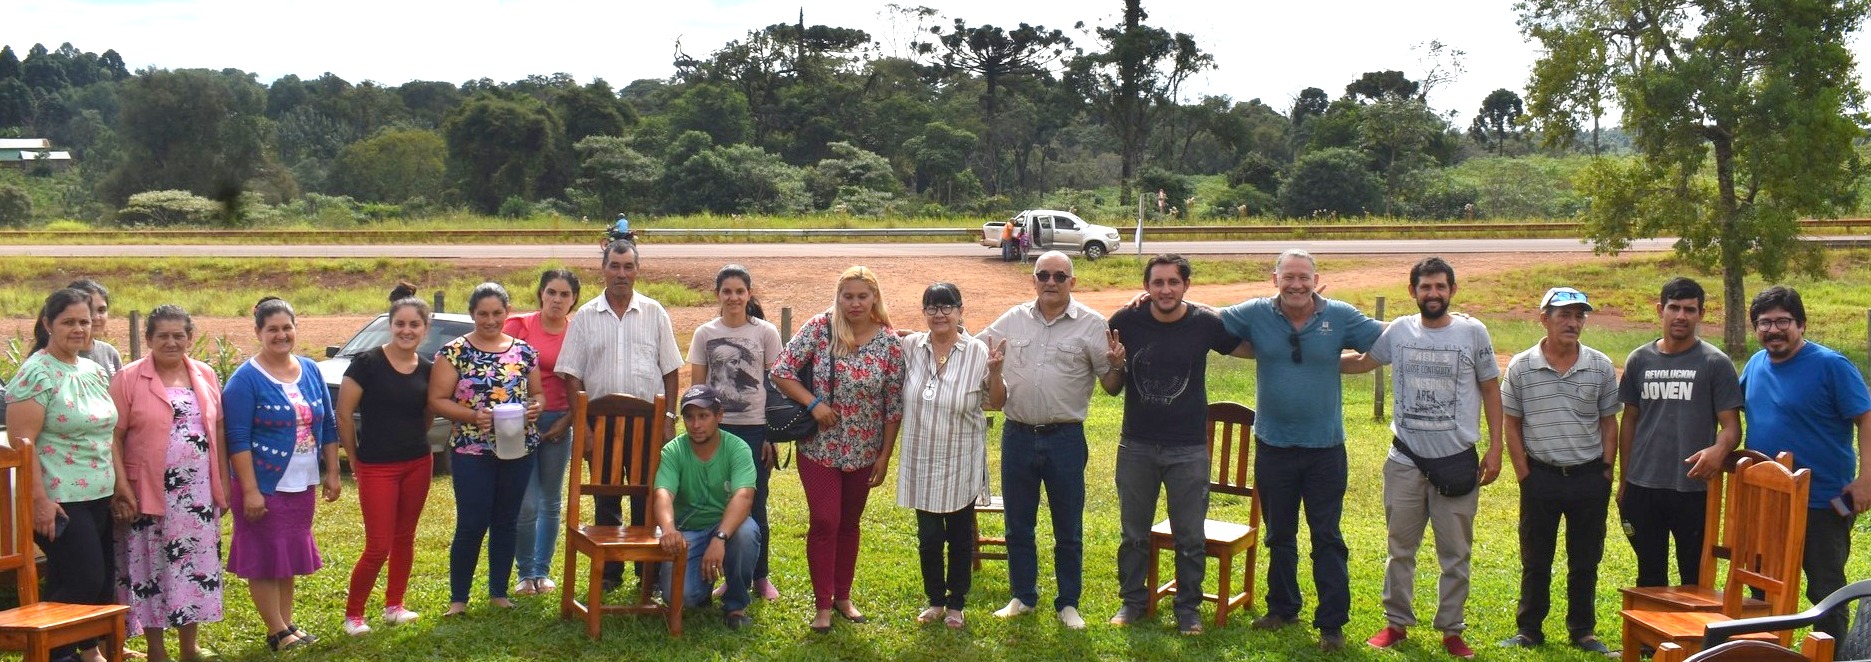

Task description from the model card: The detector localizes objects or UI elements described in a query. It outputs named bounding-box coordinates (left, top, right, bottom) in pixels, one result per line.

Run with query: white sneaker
left=342, top=616, right=371, bottom=636
left=382, top=606, right=419, bottom=625
left=993, top=598, right=1034, bottom=618
left=1057, top=606, right=1086, bottom=630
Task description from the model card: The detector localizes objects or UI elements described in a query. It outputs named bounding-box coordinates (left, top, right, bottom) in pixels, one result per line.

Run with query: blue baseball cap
left=1539, top=287, right=1594, bottom=312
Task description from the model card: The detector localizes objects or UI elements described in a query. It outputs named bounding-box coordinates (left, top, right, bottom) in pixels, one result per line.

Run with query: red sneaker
left=1443, top=634, right=1476, bottom=659
left=1366, top=625, right=1407, bottom=649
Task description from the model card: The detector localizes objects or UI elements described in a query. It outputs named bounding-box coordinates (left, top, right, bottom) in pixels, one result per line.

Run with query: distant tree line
left=0, top=2, right=1625, bottom=226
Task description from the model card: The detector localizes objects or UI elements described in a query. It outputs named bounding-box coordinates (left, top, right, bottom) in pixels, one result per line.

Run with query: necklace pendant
left=922, top=383, right=937, bottom=401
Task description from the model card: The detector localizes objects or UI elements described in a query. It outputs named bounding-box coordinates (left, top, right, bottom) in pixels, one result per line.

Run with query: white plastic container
left=492, top=402, right=528, bottom=459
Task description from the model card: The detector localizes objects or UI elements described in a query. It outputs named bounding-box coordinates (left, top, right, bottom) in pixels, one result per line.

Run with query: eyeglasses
left=922, top=304, right=958, bottom=316
left=1034, top=271, right=1071, bottom=284
left=1288, top=332, right=1302, bottom=364
left=1754, top=317, right=1797, bottom=331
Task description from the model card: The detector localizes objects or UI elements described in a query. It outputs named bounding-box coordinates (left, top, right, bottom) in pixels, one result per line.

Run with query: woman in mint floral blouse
left=771, top=266, right=905, bottom=634
left=5, top=287, right=121, bottom=662
left=429, top=283, right=542, bottom=617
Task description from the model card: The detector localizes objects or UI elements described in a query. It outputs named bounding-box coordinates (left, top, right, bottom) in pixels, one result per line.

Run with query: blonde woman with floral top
left=771, top=266, right=906, bottom=634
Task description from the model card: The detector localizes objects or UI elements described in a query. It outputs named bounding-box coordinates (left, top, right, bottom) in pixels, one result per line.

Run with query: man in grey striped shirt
left=1499, top=287, right=1622, bottom=655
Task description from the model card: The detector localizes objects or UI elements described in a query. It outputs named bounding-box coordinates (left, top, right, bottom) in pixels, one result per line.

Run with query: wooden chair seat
left=1622, top=585, right=1772, bottom=616
left=972, top=496, right=1006, bottom=569
left=0, top=440, right=131, bottom=662
left=1656, top=635, right=1836, bottom=662
left=560, top=392, right=683, bottom=639
left=1624, top=609, right=1785, bottom=646
left=1144, top=402, right=1260, bottom=628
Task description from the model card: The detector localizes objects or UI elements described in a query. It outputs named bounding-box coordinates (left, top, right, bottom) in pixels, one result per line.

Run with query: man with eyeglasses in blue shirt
left=1216, top=248, right=1382, bottom=651
left=1739, top=285, right=1871, bottom=639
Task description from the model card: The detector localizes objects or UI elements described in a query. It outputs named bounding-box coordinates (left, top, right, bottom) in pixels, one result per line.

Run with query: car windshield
left=334, top=315, right=474, bottom=358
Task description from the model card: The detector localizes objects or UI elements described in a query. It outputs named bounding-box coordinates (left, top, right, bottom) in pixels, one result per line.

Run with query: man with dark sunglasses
left=978, top=251, right=1124, bottom=630
left=1215, top=248, right=1382, bottom=651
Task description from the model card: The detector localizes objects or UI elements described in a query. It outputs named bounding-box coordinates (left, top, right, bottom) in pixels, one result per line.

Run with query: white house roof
left=0, top=139, right=51, bottom=150
left=19, top=151, right=71, bottom=161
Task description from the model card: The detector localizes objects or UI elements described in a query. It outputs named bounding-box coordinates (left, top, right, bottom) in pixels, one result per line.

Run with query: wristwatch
left=712, top=530, right=730, bottom=542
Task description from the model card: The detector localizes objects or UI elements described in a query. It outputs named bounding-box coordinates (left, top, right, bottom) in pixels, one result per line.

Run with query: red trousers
left=346, top=455, right=432, bottom=617
left=797, top=454, right=873, bottom=610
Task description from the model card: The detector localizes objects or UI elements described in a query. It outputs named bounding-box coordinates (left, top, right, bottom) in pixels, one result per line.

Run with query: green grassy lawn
left=159, top=346, right=1866, bottom=661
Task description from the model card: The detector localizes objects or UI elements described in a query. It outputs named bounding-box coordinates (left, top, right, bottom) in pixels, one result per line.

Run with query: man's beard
left=1418, top=298, right=1448, bottom=319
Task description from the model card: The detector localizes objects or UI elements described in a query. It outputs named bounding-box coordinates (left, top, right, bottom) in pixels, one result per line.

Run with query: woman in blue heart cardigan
left=222, top=297, right=342, bottom=652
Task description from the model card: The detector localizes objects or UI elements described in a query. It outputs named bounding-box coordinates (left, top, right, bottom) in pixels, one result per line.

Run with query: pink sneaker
left=756, top=577, right=780, bottom=600
left=1443, top=634, right=1476, bottom=659
left=1366, top=625, right=1407, bottom=649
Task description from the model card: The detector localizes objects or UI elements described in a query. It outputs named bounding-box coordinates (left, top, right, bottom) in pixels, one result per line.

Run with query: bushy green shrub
left=119, top=190, right=219, bottom=226
left=1278, top=148, right=1383, bottom=218
left=0, top=183, right=31, bottom=227
left=497, top=195, right=532, bottom=219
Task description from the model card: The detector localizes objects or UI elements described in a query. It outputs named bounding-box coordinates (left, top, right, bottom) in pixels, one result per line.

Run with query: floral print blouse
left=771, top=313, right=905, bottom=471
left=437, top=336, right=540, bottom=456
left=7, top=351, right=118, bottom=502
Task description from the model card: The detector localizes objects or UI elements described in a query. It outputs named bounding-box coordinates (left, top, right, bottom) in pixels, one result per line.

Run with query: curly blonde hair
left=830, top=266, right=890, bottom=355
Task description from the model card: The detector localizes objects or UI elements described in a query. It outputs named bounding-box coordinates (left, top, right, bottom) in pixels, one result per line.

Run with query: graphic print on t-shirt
left=704, top=337, right=764, bottom=414
left=1129, top=341, right=1192, bottom=406
left=1398, top=346, right=1460, bottom=433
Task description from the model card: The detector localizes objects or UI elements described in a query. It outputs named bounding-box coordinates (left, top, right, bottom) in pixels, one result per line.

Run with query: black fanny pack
left=1392, top=438, right=1480, bottom=498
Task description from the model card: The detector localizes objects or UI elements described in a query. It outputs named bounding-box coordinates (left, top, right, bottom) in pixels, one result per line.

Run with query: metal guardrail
left=1, top=218, right=1866, bottom=241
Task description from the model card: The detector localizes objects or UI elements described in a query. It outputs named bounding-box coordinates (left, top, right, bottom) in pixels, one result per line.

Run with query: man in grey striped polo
left=1499, top=287, right=1622, bottom=655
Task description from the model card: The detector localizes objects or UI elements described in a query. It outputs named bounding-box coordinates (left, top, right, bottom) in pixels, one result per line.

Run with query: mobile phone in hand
left=1831, top=492, right=1857, bottom=517
left=52, top=512, right=68, bottom=540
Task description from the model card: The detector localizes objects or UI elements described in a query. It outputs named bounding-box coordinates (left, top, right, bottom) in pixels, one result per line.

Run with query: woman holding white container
left=429, top=282, right=541, bottom=617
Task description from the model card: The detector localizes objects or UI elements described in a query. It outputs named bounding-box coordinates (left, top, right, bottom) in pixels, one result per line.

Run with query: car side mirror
left=325, top=345, right=339, bottom=358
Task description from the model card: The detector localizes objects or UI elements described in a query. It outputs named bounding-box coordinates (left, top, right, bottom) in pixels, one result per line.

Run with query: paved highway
left=0, top=237, right=1706, bottom=259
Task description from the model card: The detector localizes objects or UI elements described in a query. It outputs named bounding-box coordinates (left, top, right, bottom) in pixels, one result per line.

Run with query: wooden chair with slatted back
left=1620, top=457, right=1812, bottom=662
left=0, top=439, right=131, bottom=662
left=1654, top=633, right=1836, bottom=662
left=1144, top=402, right=1259, bottom=626
left=560, top=392, right=683, bottom=638
left=1621, top=450, right=1788, bottom=617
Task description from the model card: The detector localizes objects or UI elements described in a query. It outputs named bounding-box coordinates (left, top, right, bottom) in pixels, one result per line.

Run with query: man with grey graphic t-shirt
left=1343, top=257, right=1502, bottom=659
left=1617, top=277, right=1742, bottom=589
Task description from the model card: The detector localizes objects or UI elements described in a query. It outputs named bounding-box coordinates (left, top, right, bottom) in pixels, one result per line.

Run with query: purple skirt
left=227, top=488, right=323, bottom=579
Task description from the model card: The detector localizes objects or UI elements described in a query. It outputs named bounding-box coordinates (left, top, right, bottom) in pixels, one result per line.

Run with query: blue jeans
left=449, top=450, right=536, bottom=602
left=720, top=424, right=773, bottom=581
left=515, top=410, right=571, bottom=580
left=1001, top=421, right=1087, bottom=611
left=1255, top=440, right=1350, bottom=632
left=660, top=518, right=762, bottom=613
left=1115, top=442, right=1210, bottom=621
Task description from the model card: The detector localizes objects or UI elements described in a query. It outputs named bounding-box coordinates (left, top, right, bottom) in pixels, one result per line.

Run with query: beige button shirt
left=556, top=292, right=683, bottom=402
left=980, top=299, right=1112, bottom=425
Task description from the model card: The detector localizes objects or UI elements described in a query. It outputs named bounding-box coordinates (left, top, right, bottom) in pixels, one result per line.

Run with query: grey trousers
left=1115, top=442, right=1210, bottom=621
left=1381, top=458, right=1478, bottom=634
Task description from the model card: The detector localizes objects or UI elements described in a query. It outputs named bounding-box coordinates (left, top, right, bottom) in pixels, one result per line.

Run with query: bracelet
left=806, top=396, right=824, bottom=411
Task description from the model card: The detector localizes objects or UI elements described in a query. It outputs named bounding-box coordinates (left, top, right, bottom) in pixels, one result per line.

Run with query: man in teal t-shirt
left=654, top=384, right=761, bottom=629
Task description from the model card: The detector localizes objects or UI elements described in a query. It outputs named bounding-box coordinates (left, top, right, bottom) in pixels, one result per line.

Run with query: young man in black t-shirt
left=1102, top=254, right=1253, bottom=634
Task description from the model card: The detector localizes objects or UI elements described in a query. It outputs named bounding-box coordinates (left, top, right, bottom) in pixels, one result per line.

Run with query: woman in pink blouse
left=770, top=266, right=906, bottom=634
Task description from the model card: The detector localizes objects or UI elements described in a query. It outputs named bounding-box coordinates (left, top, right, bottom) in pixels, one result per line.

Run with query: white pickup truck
left=980, top=209, right=1121, bottom=261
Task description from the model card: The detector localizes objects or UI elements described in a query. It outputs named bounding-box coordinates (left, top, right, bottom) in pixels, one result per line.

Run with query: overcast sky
left=10, top=0, right=1871, bottom=122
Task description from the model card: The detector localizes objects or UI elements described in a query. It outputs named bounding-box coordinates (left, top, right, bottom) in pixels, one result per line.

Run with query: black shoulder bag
left=765, top=317, right=835, bottom=443
left=1392, top=439, right=1480, bottom=498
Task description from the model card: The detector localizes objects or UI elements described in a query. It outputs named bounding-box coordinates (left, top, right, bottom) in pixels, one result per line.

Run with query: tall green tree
left=328, top=128, right=446, bottom=204
left=1469, top=88, right=1523, bottom=155
left=0, top=46, right=21, bottom=81
left=1344, top=70, right=1417, bottom=103
left=441, top=95, right=572, bottom=213
left=666, top=82, right=754, bottom=146
left=103, top=68, right=277, bottom=213
left=927, top=19, right=1073, bottom=194
left=1521, top=0, right=1869, bottom=354
left=1067, top=0, right=1212, bottom=206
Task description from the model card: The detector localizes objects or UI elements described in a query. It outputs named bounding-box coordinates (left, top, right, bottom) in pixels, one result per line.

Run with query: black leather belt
left=1007, top=420, right=1080, bottom=436
left=1528, top=457, right=1606, bottom=477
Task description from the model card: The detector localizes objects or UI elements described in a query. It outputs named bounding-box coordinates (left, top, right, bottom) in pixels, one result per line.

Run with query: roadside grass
left=0, top=258, right=709, bottom=319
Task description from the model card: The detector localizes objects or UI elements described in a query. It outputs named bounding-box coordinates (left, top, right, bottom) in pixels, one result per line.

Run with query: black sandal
left=288, top=625, right=317, bottom=645
left=265, top=629, right=307, bottom=652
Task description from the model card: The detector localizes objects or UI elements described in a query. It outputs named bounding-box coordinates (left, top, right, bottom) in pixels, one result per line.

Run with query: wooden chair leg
left=27, top=632, right=47, bottom=662
left=1216, top=553, right=1233, bottom=627
left=560, top=548, right=576, bottom=619
left=668, top=556, right=685, bottom=636
left=109, top=618, right=126, bottom=662
left=586, top=556, right=604, bottom=639
left=1654, top=643, right=1687, bottom=662
left=1145, top=543, right=1162, bottom=618
left=1621, top=621, right=1641, bottom=662
left=1800, top=632, right=1834, bottom=662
